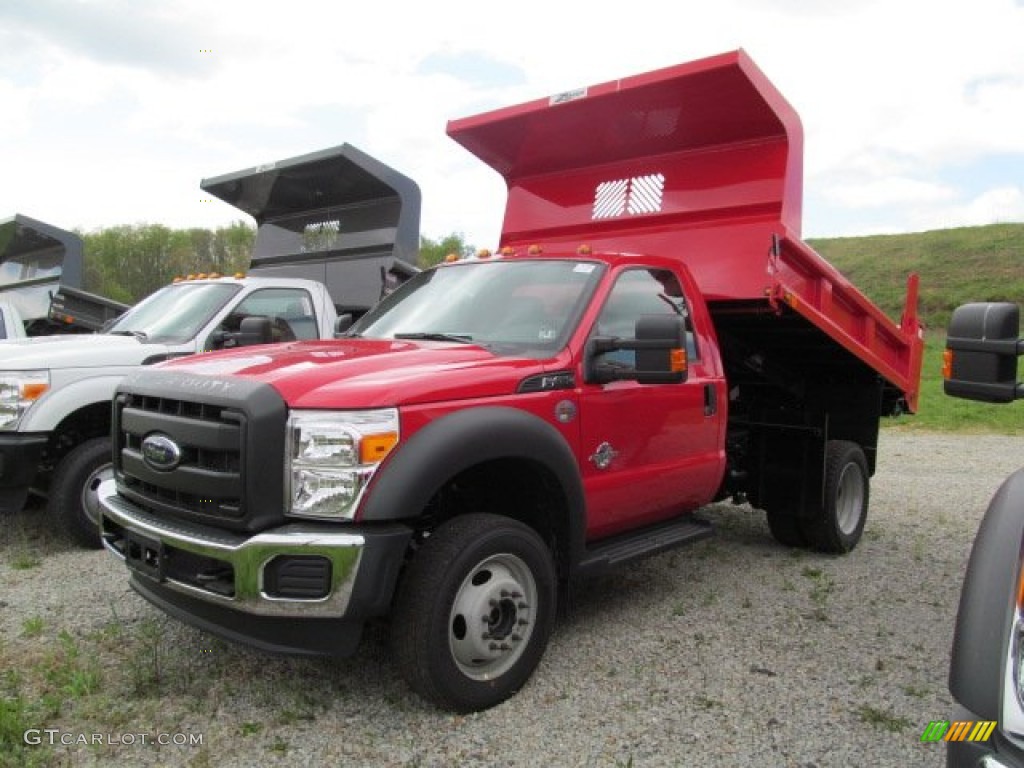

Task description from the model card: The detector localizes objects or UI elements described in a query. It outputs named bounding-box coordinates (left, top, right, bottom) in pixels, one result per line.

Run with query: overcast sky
left=2, top=0, right=1023, bottom=250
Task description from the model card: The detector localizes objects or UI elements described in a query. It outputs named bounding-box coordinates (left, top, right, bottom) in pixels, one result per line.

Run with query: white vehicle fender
left=20, top=374, right=129, bottom=432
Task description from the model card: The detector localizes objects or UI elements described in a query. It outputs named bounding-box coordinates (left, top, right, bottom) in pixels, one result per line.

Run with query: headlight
left=1004, top=568, right=1024, bottom=741
left=0, top=371, right=50, bottom=430
left=285, top=409, right=399, bottom=520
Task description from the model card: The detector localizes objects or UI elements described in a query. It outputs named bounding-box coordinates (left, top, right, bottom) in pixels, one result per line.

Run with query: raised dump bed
left=201, top=143, right=421, bottom=317
left=447, top=49, right=923, bottom=415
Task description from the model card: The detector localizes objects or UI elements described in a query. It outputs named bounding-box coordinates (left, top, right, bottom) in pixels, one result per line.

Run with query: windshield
left=350, top=259, right=604, bottom=357
left=106, top=283, right=241, bottom=344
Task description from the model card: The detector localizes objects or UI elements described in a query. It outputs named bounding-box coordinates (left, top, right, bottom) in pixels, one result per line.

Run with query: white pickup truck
left=0, top=143, right=420, bottom=546
left=0, top=300, right=27, bottom=340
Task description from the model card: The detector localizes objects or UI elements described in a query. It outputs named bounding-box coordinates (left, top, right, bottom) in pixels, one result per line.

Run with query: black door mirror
left=334, top=313, right=354, bottom=336
left=237, top=316, right=273, bottom=347
left=944, top=302, right=1022, bottom=403
left=586, top=315, right=688, bottom=385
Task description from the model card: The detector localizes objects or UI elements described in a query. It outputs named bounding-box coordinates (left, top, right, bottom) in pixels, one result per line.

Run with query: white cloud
left=823, top=177, right=956, bottom=210
left=1, top=0, right=1022, bottom=249
left=910, top=185, right=1024, bottom=231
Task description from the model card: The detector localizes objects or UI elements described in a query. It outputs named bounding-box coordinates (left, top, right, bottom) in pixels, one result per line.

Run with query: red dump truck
left=98, top=50, right=924, bottom=712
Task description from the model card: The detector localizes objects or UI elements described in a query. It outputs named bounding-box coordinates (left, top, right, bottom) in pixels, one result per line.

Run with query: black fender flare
left=359, top=406, right=587, bottom=567
left=949, top=467, right=1024, bottom=717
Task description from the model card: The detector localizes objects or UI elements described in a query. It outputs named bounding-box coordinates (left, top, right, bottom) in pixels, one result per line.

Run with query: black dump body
left=201, top=143, right=421, bottom=316
left=0, top=214, right=127, bottom=335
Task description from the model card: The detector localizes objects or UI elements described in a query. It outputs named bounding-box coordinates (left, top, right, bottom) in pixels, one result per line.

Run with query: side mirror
left=207, top=329, right=229, bottom=349
left=237, top=316, right=273, bottom=347
left=334, top=313, right=354, bottom=336
left=944, top=302, right=1023, bottom=403
left=586, top=315, right=688, bottom=385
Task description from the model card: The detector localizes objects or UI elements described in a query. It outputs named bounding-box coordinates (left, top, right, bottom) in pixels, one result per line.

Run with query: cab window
left=213, top=288, right=318, bottom=345
left=592, top=268, right=698, bottom=369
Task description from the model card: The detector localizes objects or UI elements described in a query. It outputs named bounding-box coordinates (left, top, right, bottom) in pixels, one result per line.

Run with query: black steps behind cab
left=576, top=515, right=714, bottom=577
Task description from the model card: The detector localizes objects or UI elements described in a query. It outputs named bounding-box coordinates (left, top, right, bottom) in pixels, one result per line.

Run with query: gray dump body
left=202, top=143, right=421, bottom=316
left=0, top=214, right=128, bottom=334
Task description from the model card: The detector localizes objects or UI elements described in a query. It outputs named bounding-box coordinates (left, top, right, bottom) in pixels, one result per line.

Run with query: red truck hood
left=159, top=339, right=549, bottom=408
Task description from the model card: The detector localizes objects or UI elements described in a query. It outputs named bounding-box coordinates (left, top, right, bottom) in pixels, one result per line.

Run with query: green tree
left=81, top=222, right=254, bottom=303
left=79, top=224, right=484, bottom=302
left=418, top=233, right=474, bottom=268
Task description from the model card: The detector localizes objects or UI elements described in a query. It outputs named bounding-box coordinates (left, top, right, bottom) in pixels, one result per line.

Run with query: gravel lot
left=2, top=430, right=1021, bottom=767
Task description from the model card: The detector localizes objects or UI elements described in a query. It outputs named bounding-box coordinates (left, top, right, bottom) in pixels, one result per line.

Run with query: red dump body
left=448, top=49, right=924, bottom=412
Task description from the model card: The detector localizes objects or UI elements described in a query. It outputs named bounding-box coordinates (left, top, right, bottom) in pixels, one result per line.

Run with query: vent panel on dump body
left=112, top=373, right=288, bottom=533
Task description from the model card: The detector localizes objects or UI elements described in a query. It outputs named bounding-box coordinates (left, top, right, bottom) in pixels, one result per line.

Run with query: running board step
left=577, top=516, right=714, bottom=576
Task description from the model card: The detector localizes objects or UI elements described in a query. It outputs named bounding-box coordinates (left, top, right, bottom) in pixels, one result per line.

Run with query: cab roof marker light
left=577, top=244, right=592, bottom=255
left=527, top=244, right=543, bottom=255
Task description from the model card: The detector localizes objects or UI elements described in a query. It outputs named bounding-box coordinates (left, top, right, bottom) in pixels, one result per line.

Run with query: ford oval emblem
left=141, top=433, right=182, bottom=471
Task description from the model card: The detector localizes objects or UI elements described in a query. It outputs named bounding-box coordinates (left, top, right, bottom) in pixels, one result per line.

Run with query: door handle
left=703, top=383, right=717, bottom=416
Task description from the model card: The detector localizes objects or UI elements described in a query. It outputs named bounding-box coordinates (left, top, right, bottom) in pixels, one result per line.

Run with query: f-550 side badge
left=589, top=442, right=619, bottom=470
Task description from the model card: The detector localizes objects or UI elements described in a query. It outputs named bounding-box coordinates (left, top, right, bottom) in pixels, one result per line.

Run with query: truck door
left=578, top=267, right=723, bottom=540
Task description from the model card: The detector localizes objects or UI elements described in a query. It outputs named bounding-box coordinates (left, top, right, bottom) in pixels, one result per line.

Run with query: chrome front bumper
left=98, top=478, right=399, bottom=620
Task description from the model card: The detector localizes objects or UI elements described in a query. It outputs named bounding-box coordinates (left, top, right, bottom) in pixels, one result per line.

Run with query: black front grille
left=113, top=370, right=287, bottom=532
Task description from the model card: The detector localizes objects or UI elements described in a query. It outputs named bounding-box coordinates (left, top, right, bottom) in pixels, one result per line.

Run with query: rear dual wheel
left=766, top=440, right=869, bottom=554
left=391, top=513, right=556, bottom=712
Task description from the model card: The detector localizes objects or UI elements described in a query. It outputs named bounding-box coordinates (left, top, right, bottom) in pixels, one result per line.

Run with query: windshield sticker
left=573, top=264, right=596, bottom=274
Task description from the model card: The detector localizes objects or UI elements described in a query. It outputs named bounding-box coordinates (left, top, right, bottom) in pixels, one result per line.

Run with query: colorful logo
left=921, top=720, right=997, bottom=743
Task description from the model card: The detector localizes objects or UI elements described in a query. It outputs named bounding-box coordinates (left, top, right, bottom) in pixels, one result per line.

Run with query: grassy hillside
left=808, top=222, right=1024, bottom=333
left=808, top=223, right=1024, bottom=433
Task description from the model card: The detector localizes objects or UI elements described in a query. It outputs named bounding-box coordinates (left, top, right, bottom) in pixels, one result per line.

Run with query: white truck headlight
left=0, top=371, right=50, bottom=430
left=285, top=409, right=399, bottom=520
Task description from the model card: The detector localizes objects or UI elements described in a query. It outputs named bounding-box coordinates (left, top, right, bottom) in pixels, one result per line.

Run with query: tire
left=801, top=440, right=869, bottom=554
left=766, top=509, right=805, bottom=548
left=48, top=437, right=112, bottom=549
left=391, top=513, right=557, bottom=712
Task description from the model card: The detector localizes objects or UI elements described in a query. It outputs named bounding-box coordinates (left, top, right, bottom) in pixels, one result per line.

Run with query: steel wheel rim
left=835, top=463, right=865, bottom=536
left=81, top=462, right=113, bottom=527
left=448, top=553, right=538, bottom=681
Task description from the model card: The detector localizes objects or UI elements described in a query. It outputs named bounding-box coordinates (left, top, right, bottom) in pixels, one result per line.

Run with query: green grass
left=854, top=703, right=913, bottom=733
left=808, top=223, right=1024, bottom=434
left=810, top=222, right=1024, bottom=333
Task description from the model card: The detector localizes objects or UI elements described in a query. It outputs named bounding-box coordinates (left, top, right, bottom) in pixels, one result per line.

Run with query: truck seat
left=281, top=315, right=318, bottom=340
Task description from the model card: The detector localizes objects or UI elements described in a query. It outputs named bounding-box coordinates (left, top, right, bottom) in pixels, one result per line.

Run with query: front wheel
left=48, top=437, right=112, bottom=549
left=802, top=440, right=869, bottom=554
left=391, top=514, right=556, bottom=712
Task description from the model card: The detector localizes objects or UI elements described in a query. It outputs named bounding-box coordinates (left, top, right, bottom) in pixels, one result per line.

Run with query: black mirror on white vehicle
left=335, top=313, right=354, bottom=336
left=944, top=302, right=1023, bottom=403
left=237, top=315, right=274, bottom=347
